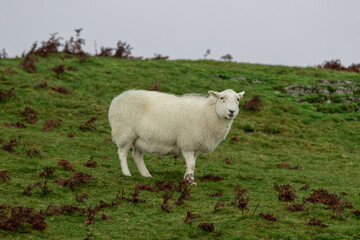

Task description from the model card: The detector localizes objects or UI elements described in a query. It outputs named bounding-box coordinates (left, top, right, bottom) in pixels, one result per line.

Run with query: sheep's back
left=109, top=90, right=208, bottom=142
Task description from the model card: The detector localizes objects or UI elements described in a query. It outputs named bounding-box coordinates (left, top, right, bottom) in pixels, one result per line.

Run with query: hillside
left=1, top=55, right=360, bottom=239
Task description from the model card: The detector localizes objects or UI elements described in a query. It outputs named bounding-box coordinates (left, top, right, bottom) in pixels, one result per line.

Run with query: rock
left=285, top=85, right=329, bottom=97
left=230, top=76, right=247, bottom=81
left=252, top=79, right=262, bottom=83
left=319, top=80, right=356, bottom=86
left=335, top=86, right=355, bottom=95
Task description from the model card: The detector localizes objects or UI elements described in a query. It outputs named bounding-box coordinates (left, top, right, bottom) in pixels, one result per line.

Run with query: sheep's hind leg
left=117, top=144, right=132, bottom=176
left=182, top=151, right=197, bottom=185
left=132, top=147, right=152, bottom=177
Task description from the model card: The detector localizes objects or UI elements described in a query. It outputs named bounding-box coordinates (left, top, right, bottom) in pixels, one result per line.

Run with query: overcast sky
left=1, top=0, right=359, bottom=66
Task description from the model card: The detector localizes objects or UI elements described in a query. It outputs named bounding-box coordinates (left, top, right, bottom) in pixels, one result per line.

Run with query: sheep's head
left=208, top=89, right=245, bottom=120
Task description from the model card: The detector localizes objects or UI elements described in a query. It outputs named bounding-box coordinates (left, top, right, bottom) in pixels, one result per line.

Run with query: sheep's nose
left=229, top=110, right=235, bottom=114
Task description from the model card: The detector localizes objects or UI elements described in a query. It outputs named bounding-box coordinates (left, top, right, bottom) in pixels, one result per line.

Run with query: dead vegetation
left=231, top=185, right=250, bottom=212
left=0, top=170, right=10, bottom=182
left=22, top=181, right=51, bottom=196
left=0, top=49, right=8, bottom=59
left=152, top=54, right=169, bottom=60
left=148, top=83, right=161, bottom=91
left=0, top=87, right=15, bottom=102
left=20, top=55, right=37, bottom=73
left=2, top=122, right=26, bottom=129
left=259, top=212, right=277, bottom=222
left=39, top=167, right=56, bottom=178
left=175, top=179, right=191, bottom=205
left=209, top=192, right=223, bottom=197
left=156, top=181, right=176, bottom=192
left=26, top=148, right=45, bottom=158
left=214, top=202, right=225, bottom=212
left=51, top=65, right=78, bottom=77
left=21, top=107, right=38, bottom=124
left=75, top=193, right=90, bottom=203
left=57, top=159, right=76, bottom=172
left=317, top=59, right=360, bottom=73
left=0, top=205, right=47, bottom=231
left=199, top=174, right=224, bottom=182
left=303, top=189, right=354, bottom=212
left=303, top=189, right=340, bottom=205
left=161, top=192, right=173, bottom=213
left=79, top=117, right=97, bottom=131
left=84, top=157, right=97, bottom=168
left=43, top=119, right=62, bottom=132
left=300, top=184, right=310, bottom=191
left=1, top=138, right=18, bottom=152
left=307, top=218, right=328, bottom=227
left=220, top=53, right=233, bottom=61
left=184, top=211, right=201, bottom=225
left=276, top=163, right=301, bottom=170
left=243, top=96, right=263, bottom=111
left=55, top=172, right=94, bottom=190
left=274, top=184, right=298, bottom=202
left=50, top=86, right=71, bottom=94
left=285, top=203, right=305, bottom=212
left=198, top=222, right=215, bottom=232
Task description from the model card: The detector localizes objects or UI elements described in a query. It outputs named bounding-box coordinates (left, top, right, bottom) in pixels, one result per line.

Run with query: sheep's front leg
left=182, top=151, right=197, bottom=185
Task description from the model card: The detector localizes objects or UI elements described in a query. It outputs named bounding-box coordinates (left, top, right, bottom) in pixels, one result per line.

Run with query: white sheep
left=108, top=89, right=245, bottom=185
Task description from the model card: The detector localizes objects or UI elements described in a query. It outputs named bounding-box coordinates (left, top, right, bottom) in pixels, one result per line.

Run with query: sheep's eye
left=220, top=97, right=224, bottom=100
left=237, top=98, right=240, bottom=101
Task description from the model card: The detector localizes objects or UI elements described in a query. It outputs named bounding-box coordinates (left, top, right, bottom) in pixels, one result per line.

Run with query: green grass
left=1, top=55, right=360, bottom=239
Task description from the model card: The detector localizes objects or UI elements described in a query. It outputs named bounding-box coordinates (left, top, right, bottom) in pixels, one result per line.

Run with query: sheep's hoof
left=184, top=173, right=196, bottom=186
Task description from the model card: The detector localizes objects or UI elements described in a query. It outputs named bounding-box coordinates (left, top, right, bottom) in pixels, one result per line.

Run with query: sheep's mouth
left=227, top=114, right=234, bottom=118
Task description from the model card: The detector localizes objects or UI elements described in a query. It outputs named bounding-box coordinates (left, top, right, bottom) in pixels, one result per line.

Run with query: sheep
left=108, top=89, right=245, bottom=185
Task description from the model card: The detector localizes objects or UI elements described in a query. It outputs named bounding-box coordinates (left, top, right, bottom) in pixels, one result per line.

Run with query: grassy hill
left=1, top=55, right=360, bottom=239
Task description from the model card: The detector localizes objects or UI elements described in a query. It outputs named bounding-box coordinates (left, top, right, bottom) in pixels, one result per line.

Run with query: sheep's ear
left=238, top=91, right=245, bottom=98
left=208, top=90, right=219, bottom=98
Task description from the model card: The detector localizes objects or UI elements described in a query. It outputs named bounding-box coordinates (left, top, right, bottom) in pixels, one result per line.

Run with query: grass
left=1, top=55, right=360, bottom=239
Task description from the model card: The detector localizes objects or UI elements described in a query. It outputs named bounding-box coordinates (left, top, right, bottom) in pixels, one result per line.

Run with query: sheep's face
left=208, top=89, right=245, bottom=120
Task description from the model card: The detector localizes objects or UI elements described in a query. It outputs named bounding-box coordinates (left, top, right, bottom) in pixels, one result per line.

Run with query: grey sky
left=1, top=0, right=359, bottom=66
